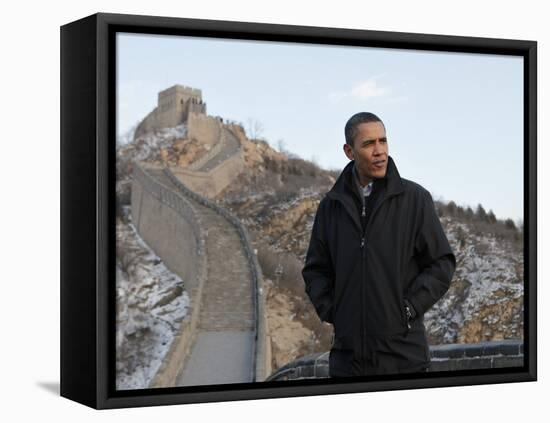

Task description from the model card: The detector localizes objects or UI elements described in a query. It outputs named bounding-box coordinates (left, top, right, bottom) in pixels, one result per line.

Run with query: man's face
left=343, top=121, right=388, bottom=183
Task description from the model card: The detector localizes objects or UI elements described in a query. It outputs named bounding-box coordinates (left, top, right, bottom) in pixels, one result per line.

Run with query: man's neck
left=353, top=163, right=372, bottom=187
left=358, top=174, right=372, bottom=188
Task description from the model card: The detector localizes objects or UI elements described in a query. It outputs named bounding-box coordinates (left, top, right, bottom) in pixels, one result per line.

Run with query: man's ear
left=343, top=143, right=355, bottom=161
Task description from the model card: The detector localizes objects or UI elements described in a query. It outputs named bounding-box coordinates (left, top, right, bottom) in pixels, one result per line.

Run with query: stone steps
left=145, top=168, right=254, bottom=332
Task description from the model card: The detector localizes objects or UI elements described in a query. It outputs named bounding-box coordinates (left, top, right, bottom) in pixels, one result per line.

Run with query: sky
left=117, top=32, right=524, bottom=222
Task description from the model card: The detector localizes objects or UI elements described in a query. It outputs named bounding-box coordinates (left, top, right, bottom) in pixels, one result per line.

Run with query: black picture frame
left=60, top=12, right=537, bottom=409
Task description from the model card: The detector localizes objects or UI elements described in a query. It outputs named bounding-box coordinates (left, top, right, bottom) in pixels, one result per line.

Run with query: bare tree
left=246, top=118, right=265, bottom=140
left=277, top=139, right=288, bottom=155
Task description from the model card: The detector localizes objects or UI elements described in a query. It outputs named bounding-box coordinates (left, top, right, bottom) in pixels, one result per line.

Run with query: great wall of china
left=130, top=85, right=271, bottom=386
left=132, top=160, right=271, bottom=387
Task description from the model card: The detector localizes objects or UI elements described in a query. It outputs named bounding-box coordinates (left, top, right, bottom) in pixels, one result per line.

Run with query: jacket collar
left=326, top=156, right=405, bottom=233
left=328, top=155, right=404, bottom=200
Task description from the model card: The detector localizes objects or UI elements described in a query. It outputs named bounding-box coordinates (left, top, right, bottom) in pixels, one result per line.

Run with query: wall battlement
left=134, top=84, right=207, bottom=140
left=158, top=84, right=202, bottom=99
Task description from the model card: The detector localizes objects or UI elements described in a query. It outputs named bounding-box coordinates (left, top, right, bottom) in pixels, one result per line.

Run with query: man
left=302, top=112, right=456, bottom=377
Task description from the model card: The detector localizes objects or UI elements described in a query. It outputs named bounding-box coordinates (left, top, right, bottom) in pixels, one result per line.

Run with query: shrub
left=504, top=218, right=517, bottom=230
left=476, top=204, right=487, bottom=221
left=446, top=201, right=457, bottom=217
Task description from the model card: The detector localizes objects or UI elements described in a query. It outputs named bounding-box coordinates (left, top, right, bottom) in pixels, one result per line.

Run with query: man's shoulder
left=315, top=191, right=342, bottom=217
left=317, top=193, right=333, bottom=209
left=400, top=178, right=432, bottom=201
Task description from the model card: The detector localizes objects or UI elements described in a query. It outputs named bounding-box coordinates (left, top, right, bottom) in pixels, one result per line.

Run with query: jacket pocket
left=400, top=283, right=413, bottom=330
left=400, top=295, right=412, bottom=332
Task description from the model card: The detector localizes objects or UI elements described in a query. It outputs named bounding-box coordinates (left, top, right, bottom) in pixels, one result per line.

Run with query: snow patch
left=116, top=217, right=190, bottom=390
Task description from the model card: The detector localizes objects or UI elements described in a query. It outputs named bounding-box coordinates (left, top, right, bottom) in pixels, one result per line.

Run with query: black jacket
left=302, top=156, right=456, bottom=376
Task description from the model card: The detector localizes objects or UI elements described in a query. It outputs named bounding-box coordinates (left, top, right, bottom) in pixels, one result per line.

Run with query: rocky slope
left=426, top=218, right=523, bottom=344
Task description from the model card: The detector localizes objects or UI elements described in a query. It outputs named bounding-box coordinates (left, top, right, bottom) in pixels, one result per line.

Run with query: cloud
left=350, top=78, right=390, bottom=100
left=328, top=76, right=405, bottom=104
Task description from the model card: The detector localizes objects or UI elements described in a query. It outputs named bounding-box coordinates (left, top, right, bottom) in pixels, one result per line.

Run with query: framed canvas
left=60, top=12, right=537, bottom=409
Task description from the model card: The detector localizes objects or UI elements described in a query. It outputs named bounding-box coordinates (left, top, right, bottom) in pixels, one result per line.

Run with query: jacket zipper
left=360, top=191, right=401, bottom=373
left=331, top=189, right=401, bottom=374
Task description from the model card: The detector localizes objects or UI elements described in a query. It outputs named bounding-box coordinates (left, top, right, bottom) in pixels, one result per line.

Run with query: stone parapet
left=187, top=119, right=225, bottom=170
left=130, top=162, right=208, bottom=388
left=265, top=339, right=525, bottom=381
left=170, top=150, right=245, bottom=198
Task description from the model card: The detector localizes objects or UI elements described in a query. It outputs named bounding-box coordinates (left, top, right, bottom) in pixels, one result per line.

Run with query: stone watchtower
left=134, top=84, right=207, bottom=140
left=157, top=85, right=206, bottom=128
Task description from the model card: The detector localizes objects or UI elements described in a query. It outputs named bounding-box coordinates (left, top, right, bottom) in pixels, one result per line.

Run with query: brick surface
left=148, top=168, right=255, bottom=332
left=147, top=168, right=256, bottom=385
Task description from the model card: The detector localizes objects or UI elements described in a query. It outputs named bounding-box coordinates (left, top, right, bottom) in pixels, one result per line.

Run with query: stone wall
left=131, top=164, right=202, bottom=289
left=188, top=101, right=207, bottom=116
left=428, top=339, right=524, bottom=371
left=170, top=148, right=245, bottom=198
left=264, top=339, right=525, bottom=381
left=187, top=112, right=222, bottom=148
left=134, top=108, right=158, bottom=139
left=134, top=84, right=207, bottom=140
left=187, top=128, right=226, bottom=171
left=130, top=162, right=208, bottom=388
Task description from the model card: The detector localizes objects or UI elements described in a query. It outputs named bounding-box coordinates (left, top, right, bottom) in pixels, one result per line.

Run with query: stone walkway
left=198, top=127, right=241, bottom=172
left=146, top=168, right=255, bottom=385
left=176, top=331, right=254, bottom=386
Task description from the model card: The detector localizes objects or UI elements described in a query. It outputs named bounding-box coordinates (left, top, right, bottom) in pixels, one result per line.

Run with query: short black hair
left=344, top=112, right=386, bottom=146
